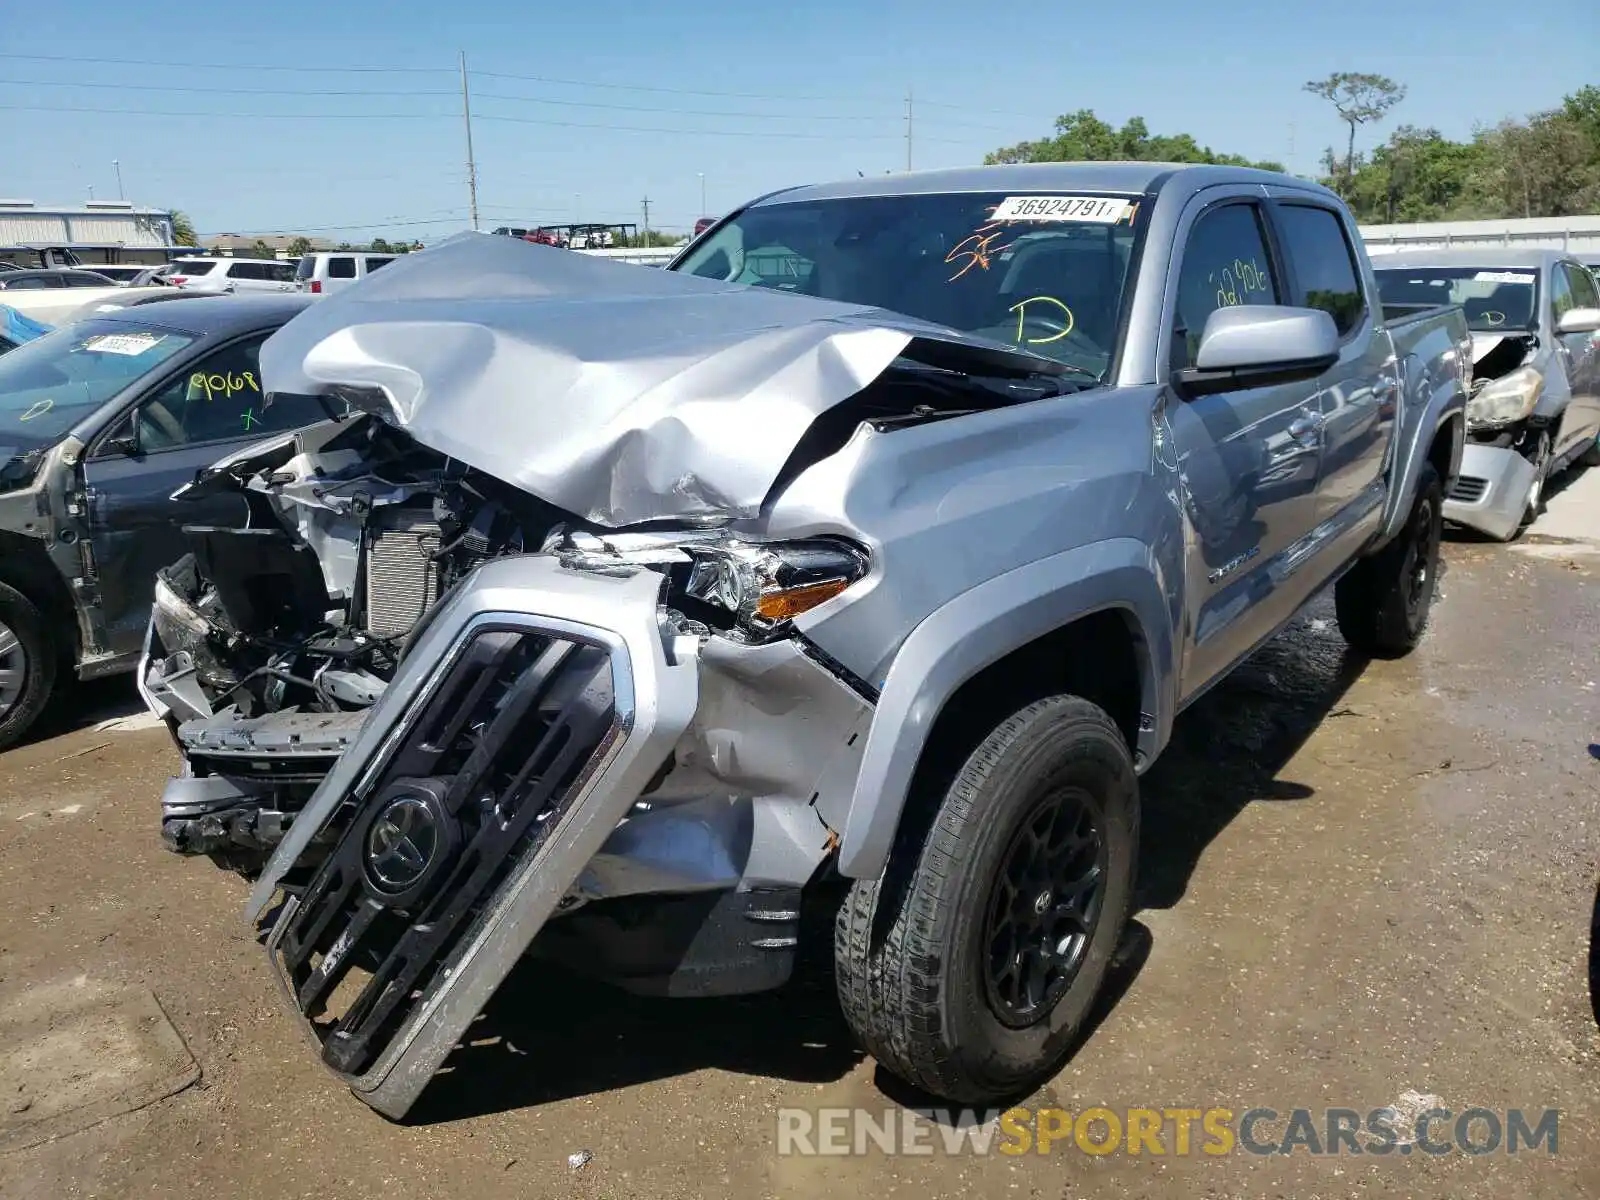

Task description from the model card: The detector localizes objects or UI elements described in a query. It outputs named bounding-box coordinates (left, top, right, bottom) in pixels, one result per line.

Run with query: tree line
left=985, top=78, right=1600, bottom=224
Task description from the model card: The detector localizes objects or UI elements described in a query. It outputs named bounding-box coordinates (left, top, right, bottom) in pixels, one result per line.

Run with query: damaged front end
left=144, top=414, right=570, bottom=869
left=1443, top=332, right=1550, bottom=538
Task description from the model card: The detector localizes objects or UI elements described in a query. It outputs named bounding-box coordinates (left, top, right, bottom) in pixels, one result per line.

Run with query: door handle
left=1288, top=413, right=1323, bottom=444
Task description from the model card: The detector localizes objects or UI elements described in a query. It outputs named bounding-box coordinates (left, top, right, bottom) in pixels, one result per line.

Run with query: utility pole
left=642, top=195, right=651, bottom=247
left=459, top=50, right=480, bottom=230
left=86, top=184, right=94, bottom=201
left=904, top=89, right=913, bottom=173
left=698, top=172, right=705, bottom=216
left=112, top=159, right=124, bottom=200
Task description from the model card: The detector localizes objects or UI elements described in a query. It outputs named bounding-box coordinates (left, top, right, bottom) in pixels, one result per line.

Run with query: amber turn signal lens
left=753, top=577, right=851, bottom=622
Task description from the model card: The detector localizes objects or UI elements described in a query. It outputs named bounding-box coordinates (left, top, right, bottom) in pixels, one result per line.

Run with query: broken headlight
left=1467, top=366, right=1542, bottom=430
left=683, top=538, right=868, bottom=641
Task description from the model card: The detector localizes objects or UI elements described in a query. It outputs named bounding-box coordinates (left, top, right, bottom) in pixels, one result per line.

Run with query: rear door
left=1161, top=190, right=1328, bottom=695
left=80, top=331, right=335, bottom=654
left=1267, top=199, right=1396, bottom=528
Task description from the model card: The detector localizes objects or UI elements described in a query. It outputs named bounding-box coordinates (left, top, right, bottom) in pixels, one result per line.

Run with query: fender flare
left=1378, top=360, right=1466, bottom=543
left=836, top=537, right=1173, bottom=880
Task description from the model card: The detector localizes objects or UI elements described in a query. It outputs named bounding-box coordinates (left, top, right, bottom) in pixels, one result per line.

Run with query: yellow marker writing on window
left=19, top=397, right=54, bottom=422
left=190, top=371, right=262, bottom=402
left=1008, top=295, right=1075, bottom=345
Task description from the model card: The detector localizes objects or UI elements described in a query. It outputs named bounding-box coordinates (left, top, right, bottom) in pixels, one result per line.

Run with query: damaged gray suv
left=141, top=164, right=1469, bottom=1118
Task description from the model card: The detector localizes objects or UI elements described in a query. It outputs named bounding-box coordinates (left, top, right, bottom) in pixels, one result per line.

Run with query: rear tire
left=1335, top=463, right=1443, bottom=658
left=834, top=695, right=1138, bottom=1104
left=0, top=583, right=58, bottom=751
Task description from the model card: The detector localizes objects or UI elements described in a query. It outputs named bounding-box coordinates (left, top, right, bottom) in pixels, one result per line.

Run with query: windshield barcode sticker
left=1472, top=271, right=1535, bottom=283
left=991, top=196, right=1134, bottom=223
left=81, top=332, right=166, bottom=356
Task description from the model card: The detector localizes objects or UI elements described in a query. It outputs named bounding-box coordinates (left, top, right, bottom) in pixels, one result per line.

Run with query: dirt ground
left=2, top=471, right=1598, bottom=1200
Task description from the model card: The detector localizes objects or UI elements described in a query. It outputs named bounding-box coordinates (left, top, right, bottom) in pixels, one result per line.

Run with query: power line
left=0, top=51, right=449, bottom=74
left=0, top=102, right=969, bottom=143
left=0, top=51, right=1039, bottom=120
left=475, top=88, right=896, bottom=122
left=0, top=76, right=454, bottom=97
left=0, top=102, right=455, bottom=120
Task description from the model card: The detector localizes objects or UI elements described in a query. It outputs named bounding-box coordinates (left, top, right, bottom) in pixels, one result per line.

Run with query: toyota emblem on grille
left=365, top=795, right=439, bottom=893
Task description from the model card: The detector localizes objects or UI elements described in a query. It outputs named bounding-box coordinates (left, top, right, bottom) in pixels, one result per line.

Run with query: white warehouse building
left=0, top=199, right=182, bottom=267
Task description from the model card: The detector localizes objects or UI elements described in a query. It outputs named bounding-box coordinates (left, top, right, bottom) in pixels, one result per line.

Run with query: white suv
left=294, top=251, right=398, bottom=295
left=166, top=257, right=297, bottom=294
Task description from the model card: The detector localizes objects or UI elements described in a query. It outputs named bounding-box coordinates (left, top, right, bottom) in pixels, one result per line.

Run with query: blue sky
left=4, top=0, right=1595, bottom=241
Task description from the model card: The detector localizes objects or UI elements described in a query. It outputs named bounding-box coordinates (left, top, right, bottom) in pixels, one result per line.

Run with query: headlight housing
left=683, top=539, right=868, bottom=641
left=1467, top=366, right=1542, bottom=430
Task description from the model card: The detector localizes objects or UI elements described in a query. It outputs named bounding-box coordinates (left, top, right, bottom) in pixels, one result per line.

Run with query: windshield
left=673, top=191, right=1146, bottom=380
left=1373, top=266, right=1540, bottom=333
left=0, top=319, right=199, bottom=449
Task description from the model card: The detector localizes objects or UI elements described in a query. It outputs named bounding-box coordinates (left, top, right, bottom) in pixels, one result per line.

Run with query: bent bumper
left=247, top=555, right=700, bottom=1119
left=1442, top=442, right=1536, bottom=541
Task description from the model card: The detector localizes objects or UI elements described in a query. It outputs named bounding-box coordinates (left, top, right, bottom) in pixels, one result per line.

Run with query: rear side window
left=365, top=256, right=395, bottom=272
left=1275, top=205, right=1365, bottom=336
left=295, top=256, right=316, bottom=281
left=328, top=257, right=357, bottom=279
left=1172, top=202, right=1279, bottom=370
left=225, top=263, right=261, bottom=280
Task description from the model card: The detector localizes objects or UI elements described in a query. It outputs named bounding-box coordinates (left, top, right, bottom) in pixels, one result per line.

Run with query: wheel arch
left=0, top=530, right=79, bottom=667
left=835, top=538, right=1173, bottom=881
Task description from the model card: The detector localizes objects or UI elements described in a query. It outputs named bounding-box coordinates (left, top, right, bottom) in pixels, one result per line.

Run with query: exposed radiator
left=364, top=511, right=441, bottom=638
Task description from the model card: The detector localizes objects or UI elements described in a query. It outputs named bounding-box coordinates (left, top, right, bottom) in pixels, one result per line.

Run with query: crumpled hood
left=259, top=232, right=1062, bottom=527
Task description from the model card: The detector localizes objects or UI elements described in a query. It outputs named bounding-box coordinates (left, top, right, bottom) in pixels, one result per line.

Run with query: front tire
left=1335, top=463, right=1443, bottom=657
left=0, top=583, right=58, bottom=751
left=834, top=695, right=1138, bottom=1104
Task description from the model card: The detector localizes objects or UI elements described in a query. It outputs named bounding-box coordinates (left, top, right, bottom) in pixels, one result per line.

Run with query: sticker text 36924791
left=989, top=196, right=1135, bottom=224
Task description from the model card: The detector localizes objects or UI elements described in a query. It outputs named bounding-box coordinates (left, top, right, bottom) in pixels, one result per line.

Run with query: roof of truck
left=1367, top=247, right=1580, bottom=271
left=749, top=161, right=1333, bottom=206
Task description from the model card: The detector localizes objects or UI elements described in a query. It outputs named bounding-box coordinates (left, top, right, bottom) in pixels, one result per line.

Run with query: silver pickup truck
left=140, top=163, right=1468, bottom=1119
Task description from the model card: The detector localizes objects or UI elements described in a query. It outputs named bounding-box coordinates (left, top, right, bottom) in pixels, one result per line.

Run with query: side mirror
left=1556, top=306, right=1600, bottom=335
left=1175, top=305, right=1340, bottom=396
left=102, top=434, right=141, bottom=457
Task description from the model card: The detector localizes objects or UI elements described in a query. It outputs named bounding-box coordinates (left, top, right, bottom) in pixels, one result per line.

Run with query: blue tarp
left=1, top=304, right=52, bottom=344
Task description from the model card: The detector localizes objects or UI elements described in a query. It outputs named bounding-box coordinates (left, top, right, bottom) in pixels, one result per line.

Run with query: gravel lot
left=3, top=468, right=1598, bottom=1200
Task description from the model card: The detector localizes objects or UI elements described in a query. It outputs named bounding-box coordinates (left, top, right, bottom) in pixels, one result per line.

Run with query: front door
left=1550, top=261, right=1600, bottom=458
left=81, top=332, right=326, bottom=656
left=1163, top=195, right=1327, bottom=698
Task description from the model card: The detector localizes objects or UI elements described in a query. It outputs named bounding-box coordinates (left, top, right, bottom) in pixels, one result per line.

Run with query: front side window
left=1372, top=266, right=1540, bottom=333
left=328, top=257, right=357, bottom=279
left=125, top=334, right=326, bottom=450
left=674, top=190, right=1146, bottom=381
left=1549, top=265, right=1575, bottom=324
left=1559, top=262, right=1599, bottom=313
left=1171, top=203, right=1279, bottom=370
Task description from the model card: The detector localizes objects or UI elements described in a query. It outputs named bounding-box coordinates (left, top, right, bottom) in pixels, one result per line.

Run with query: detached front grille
left=1449, top=475, right=1488, bottom=503
left=270, top=626, right=618, bottom=1078
left=366, top=512, right=442, bottom=638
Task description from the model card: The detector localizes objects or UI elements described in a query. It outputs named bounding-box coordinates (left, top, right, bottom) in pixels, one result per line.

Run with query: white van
left=166, top=257, right=297, bottom=294
left=294, top=251, right=398, bottom=295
